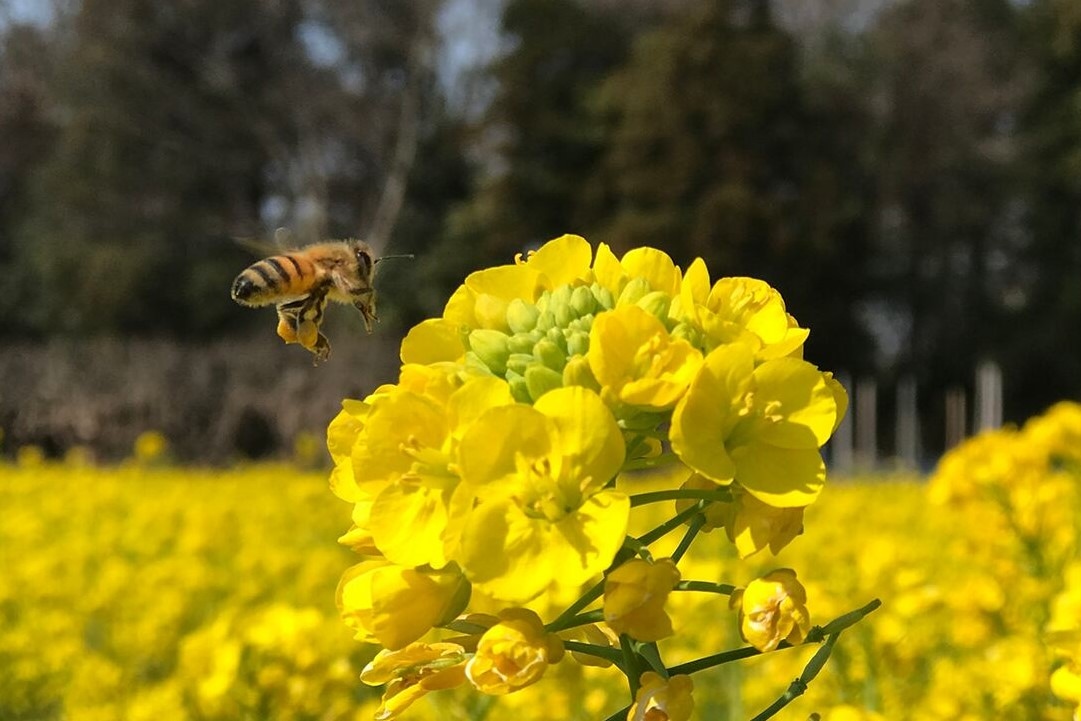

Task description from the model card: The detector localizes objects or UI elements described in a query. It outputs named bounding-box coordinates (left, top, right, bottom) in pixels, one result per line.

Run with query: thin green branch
left=443, top=619, right=489, bottom=635
left=546, top=580, right=606, bottom=632
left=628, top=488, right=732, bottom=507
left=748, top=633, right=840, bottom=721
left=620, top=634, right=644, bottom=700
left=666, top=644, right=763, bottom=675
left=562, top=640, right=626, bottom=670
left=603, top=705, right=631, bottom=721
left=637, top=501, right=703, bottom=546
left=636, top=641, right=668, bottom=678
left=674, top=580, right=736, bottom=595
left=666, top=598, right=882, bottom=677
left=621, top=452, right=680, bottom=472
left=558, top=609, right=605, bottom=629
left=670, top=513, right=705, bottom=563
left=806, top=598, right=882, bottom=642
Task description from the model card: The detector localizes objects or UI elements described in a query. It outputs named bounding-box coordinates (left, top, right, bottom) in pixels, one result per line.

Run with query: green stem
left=443, top=619, right=489, bottom=635
left=637, top=501, right=703, bottom=546
left=603, top=706, right=631, bottom=721
left=560, top=609, right=605, bottom=629
left=666, top=645, right=763, bottom=675
left=748, top=633, right=840, bottom=721
left=637, top=642, right=668, bottom=678
left=624, top=426, right=668, bottom=440
left=670, top=513, right=704, bottom=563
left=620, top=634, right=644, bottom=700
left=471, top=693, right=497, bottom=720
left=621, top=452, right=680, bottom=472
left=628, top=487, right=732, bottom=507
left=674, top=580, right=736, bottom=595
left=546, top=580, right=606, bottom=632
left=562, top=640, right=626, bottom=670
left=806, top=599, right=882, bottom=642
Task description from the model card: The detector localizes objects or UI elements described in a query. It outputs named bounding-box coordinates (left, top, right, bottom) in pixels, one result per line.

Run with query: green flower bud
left=591, top=283, right=615, bottom=311
left=468, top=329, right=510, bottom=375
left=570, top=285, right=598, bottom=317
left=535, top=309, right=555, bottom=333
left=670, top=322, right=703, bottom=349
left=546, top=327, right=569, bottom=354
left=562, top=356, right=601, bottom=392
left=508, top=333, right=537, bottom=355
left=525, top=365, right=564, bottom=402
left=506, top=371, right=532, bottom=404
left=534, top=289, right=552, bottom=314
left=617, top=277, right=651, bottom=307
left=550, top=286, right=575, bottom=327
left=636, top=291, right=671, bottom=321
left=533, top=338, right=567, bottom=372
left=566, top=330, right=590, bottom=358
left=464, top=351, right=495, bottom=376
left=506, top=298, right=540, bottom=334
left=506, top=352, right=535, bottom=377
left=550, top=284, right=573, bottom=307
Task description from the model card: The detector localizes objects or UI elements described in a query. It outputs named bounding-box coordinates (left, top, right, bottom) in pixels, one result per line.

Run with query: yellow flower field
left=3, top=400, right=1079, bottom=721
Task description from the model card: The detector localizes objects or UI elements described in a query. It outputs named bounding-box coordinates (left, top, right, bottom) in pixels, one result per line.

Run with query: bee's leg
left=351, top=288, right=377, bottom=333
left=295, top=291, right=331, bottom=361
left=276, top=302, right=303, bottom=344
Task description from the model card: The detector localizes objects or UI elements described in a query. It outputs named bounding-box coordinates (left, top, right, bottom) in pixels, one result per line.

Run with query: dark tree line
left=1, top=0, right=1079, bottom=426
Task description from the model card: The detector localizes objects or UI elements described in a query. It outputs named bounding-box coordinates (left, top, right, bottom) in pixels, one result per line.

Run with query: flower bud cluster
left=466, top=282, right=613, bottom=403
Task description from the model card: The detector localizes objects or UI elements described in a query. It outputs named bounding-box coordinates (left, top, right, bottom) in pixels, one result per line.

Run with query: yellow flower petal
left=525, top=234, right=593, bottom=288
left=627, top=672, right=694, bottom=721
left=465, top=608, right=564, bottom=695
left=620, top=247, right=681, bottom=297
left=400, top=319, right=464, bottom=365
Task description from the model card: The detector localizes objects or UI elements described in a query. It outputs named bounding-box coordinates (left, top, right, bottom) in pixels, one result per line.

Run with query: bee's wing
left=233, top=227, right=296, bottom=257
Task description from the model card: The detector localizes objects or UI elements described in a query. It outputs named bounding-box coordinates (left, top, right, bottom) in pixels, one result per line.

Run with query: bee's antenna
left=374, top=254, right=415, bottom=264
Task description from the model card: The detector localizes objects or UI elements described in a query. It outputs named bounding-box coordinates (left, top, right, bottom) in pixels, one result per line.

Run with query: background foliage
left=1, top=0, right=1079, bottom=458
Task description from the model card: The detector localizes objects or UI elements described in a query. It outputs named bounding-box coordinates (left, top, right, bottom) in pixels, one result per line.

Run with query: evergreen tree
left=457, top=0, right=649, bottom=259
left=0, top=22, right=57, bottom=336
left=1015, top=0, right=1081, bottom=413
left=868, top=0, right=1028, bottom=406
left=591, top=0, right=875, bottom=371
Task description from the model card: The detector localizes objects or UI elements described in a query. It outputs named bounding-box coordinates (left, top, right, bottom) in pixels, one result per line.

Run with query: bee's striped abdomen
left=231, top=254, right=318, bottom=306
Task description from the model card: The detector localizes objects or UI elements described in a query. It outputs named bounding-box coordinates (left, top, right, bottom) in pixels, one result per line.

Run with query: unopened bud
left=506, top=298, right=540, bottom=334
left=566, top=330, right=590, bottom=358
left=506, top=372, right=531, bottom=403
left=636, top=291, right=671, bottom=321
left=617, top=277, right=651, bottom=307
left=562, top=356, right=601, bottom=392
left=469, top=329, right=510, bottom=375
left=570, top=285, right=598, bottom=317
left=533, top=339, right=567, bottom=372
left=526, top=365, right=564, bottom=402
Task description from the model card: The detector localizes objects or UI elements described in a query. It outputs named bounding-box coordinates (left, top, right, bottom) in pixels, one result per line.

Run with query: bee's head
left=347, top=239, right=374, bottom=276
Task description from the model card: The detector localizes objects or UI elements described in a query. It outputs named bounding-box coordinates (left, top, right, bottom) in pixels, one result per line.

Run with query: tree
left=867, top=0, right=1029, bottom=409
left=454, top=0, right=655, bottom=259
left=1014, top=0, right=1081, bottom=414
left=0, top=22, right=57, bottom=336
left=590, top=0, right=875, bottom=371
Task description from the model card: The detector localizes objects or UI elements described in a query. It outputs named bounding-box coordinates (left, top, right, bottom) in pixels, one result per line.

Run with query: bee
left=230, top=238, right=407, bottom=363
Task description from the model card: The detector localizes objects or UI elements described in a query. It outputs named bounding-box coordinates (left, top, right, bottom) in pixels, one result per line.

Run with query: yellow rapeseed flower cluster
left=5, top=416, right=1081, bottom=720
left=0, top=462, right=379, bottom=721
left=327, top=235, right=859, bottom=719
left=930, top=401, right=1081, bottom=719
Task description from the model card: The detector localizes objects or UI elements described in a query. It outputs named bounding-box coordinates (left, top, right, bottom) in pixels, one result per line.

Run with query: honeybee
left=230, top=238, right=406, bottom=363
